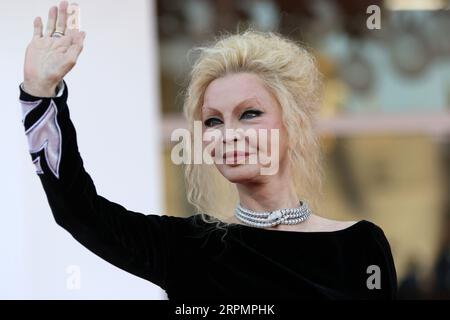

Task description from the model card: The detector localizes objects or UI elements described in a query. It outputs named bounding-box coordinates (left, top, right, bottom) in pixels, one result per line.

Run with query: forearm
left=19, top=79, right=95, bottom=227
left=19, top=80, right=138, bottom=233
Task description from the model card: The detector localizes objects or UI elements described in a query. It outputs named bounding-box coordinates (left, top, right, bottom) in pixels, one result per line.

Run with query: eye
left=204, top=117, right=223, bottom=127
left=240, top=109, right=263, bottom=120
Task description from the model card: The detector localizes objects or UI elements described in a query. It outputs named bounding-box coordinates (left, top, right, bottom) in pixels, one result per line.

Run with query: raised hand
left=23, top=1, right=85, bottom=97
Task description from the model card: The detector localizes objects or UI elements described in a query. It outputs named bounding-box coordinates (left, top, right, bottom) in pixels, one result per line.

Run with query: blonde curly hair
left=182, top=29, right=323, bottom=235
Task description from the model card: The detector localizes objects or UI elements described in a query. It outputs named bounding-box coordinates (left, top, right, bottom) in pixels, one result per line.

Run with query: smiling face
left=201, top=72, right=289, bottom=184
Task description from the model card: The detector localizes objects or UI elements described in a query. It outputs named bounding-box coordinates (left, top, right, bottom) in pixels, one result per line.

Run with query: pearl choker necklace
left=235, top=201, right=312, bottom=228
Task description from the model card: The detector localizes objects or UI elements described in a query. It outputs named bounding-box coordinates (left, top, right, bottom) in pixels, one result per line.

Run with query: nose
left=222, top=127, right=244, bottom=144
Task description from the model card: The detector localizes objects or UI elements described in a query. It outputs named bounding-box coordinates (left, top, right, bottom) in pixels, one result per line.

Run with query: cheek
left=202, top=131, right=220, bottom=158
left=254, top=118, right=285, bottom=155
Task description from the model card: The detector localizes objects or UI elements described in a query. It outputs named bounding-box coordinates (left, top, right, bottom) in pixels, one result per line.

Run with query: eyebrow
left=201, top=96, right=261, bottom=116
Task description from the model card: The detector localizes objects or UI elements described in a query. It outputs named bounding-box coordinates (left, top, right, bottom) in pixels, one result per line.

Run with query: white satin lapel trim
left=21, top=99, right=62, bottom=178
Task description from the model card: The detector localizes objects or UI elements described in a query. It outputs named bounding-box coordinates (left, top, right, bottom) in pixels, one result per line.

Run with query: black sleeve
left=18, top=80, right=174, bottom=289
left=369, top=224, right=398, bottom=299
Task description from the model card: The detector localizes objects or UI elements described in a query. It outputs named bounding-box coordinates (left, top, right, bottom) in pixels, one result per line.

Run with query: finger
left=66, top=3, right=80, bottom=31
left=44, top=6, right=57, bottom=36
left=33, top=16, right=43, bottom=38
left=64, top=28, right=76, bottom=38
left=55, top=1, right=69, bottom=34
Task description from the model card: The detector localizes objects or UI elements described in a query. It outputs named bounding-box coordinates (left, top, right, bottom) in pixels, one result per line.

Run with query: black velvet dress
left=18, top=81, right=397, bottom=300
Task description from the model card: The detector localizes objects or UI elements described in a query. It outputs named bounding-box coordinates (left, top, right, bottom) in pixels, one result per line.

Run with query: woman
left=19, top=1, right=397, bottom=299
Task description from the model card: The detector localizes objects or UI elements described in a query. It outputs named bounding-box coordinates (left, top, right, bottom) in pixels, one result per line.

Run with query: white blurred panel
left=0, top=0, right=165, bottom=299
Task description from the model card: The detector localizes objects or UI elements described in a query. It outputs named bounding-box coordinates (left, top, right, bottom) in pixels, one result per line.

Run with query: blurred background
left=1, top=0, right=450, bottom=299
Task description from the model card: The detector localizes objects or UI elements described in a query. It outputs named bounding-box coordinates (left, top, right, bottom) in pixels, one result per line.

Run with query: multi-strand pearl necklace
left=235, top=201, right=312, bottom=228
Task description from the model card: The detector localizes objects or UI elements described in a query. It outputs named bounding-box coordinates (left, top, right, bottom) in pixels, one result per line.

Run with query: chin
left=216, top=163, right=263, bottom=184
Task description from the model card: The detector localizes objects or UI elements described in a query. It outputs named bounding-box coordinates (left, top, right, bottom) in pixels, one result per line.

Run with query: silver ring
left=51, top=31, right=64, bottom=38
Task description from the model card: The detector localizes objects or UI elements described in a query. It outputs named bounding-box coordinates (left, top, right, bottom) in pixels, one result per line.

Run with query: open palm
left=23, top=1, right=85, bottom=97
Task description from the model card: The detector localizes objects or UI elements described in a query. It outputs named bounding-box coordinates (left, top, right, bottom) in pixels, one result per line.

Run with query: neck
left=236, top=166, right=299, bottom=212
